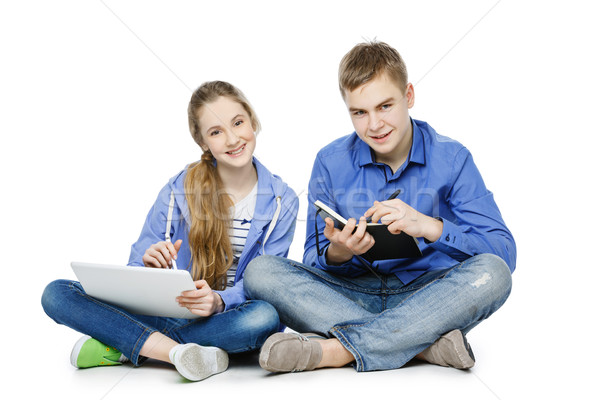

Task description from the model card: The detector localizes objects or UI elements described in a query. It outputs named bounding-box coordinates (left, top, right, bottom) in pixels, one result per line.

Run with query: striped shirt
left=227, top=183, right=258, bottom=287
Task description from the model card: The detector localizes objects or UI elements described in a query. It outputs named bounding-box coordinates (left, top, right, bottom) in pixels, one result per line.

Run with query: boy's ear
left=405, top=83, right=415, bottom=108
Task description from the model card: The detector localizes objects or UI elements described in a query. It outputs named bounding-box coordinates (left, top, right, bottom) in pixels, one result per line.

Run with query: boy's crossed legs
left=244, top=253, right=511, bottom=372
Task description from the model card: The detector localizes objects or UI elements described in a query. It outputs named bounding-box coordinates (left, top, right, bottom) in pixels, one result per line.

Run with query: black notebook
left=314, top=200, right=423, bottom=263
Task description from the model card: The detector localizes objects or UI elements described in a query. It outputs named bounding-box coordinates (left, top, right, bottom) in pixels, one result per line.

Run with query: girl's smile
left=197, top=96, right=257, bottom=171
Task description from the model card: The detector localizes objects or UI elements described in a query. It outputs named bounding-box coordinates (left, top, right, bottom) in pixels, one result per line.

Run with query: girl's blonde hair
left=185, top=81, right=260, bottom=289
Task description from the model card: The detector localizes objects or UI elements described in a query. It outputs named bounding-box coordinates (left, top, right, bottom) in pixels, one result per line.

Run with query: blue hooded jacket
left=128, top=157, right=299, bottom=311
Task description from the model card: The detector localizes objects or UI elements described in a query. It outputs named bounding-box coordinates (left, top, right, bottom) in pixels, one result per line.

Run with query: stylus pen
left=366, top=189, right=402, bottom=223
left=166, top=240, right=178, bottom=270
left=166, top=191, right=177, bottom=270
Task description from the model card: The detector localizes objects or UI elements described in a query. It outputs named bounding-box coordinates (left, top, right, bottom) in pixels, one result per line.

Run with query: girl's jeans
left=41, top=279, right=279, bottom=365
left=244, top=253, right=512, bottom=372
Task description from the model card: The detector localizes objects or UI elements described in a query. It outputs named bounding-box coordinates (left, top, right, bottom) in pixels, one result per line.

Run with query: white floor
left=17, top=325, right=516, bottom=400
left=16, top=271, right=597, bottom=400
left=3, top=1, right=599, bottom=399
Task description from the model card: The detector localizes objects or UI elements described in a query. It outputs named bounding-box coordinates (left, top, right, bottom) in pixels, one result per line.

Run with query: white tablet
left=71, top=262, right=200, bottom=319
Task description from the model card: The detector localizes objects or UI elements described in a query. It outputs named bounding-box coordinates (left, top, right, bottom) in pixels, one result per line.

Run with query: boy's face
left=343, top=73, right=414, bottom=167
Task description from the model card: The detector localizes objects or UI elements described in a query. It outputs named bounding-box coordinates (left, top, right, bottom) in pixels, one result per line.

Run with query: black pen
left=366, top=189, right=402, bottom=223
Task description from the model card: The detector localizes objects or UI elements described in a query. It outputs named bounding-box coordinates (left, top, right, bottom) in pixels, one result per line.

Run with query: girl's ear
left=199, top=140, right=209, bottom=152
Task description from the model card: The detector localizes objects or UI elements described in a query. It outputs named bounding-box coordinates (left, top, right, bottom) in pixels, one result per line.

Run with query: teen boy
left=244, top=41, right=515, bottom=373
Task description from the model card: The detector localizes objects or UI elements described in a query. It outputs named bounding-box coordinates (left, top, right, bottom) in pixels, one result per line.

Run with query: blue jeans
left=244, top=253, right=512, bottom=372
left=41, top=279, right=280, bottom=366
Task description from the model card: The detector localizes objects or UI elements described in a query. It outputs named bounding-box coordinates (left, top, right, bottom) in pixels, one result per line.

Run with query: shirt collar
left=409, top=118, right=426, bottom=166
left=357, top=118, right=426, bottom=167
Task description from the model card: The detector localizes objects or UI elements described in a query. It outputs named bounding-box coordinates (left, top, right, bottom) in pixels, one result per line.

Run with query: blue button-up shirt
left=304, top=119, right=516, bottom=284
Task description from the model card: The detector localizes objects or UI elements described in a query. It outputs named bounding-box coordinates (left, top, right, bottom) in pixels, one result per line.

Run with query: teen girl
left=41, top=81, right=299, bottom=381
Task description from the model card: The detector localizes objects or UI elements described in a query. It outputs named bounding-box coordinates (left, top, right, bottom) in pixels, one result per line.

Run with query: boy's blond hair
left=338, top=40, right=408, bottom=96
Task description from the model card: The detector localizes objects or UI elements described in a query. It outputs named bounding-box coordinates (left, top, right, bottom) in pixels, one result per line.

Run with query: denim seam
left=328, top=260, right=469, bottom=343
left=329, top=327, right=364, bottom=372
left=328, top=262, right=468, bottom=369
left=326, top=256, right=492, bottom=372
left=70, top=282, right=158, bottom=365
left=70, top=282, right=154, bottom=332
left=331, top=307, right=408, bottom=373
left=130, top=328, right=154, bottom=366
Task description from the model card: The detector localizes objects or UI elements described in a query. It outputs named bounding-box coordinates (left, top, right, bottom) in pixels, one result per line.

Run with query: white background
left=1, top=1, right=598, bottom=399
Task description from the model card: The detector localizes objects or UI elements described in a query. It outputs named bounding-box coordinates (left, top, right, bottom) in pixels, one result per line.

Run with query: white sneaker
left=168, top=343, right=228, bottom=381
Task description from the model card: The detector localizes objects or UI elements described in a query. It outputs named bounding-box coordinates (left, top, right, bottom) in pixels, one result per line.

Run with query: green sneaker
left=70, top=335, right=127, bottom=369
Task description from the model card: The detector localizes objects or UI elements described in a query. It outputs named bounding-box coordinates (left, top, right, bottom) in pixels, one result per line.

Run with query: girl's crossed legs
left=41, top=279, right=279, bottom=379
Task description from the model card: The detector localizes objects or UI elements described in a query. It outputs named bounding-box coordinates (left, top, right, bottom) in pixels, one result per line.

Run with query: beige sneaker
left=259, top=332, right=323, bottom=372
left=419, top=329, right=475, bottom=369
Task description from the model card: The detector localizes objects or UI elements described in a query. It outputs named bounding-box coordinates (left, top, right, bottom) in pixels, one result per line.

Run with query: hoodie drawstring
left=165, top=190, right=176, bottom=243
left=166, top=190, right=282, bottom=256
left=262, top=196, right=281, bottom=254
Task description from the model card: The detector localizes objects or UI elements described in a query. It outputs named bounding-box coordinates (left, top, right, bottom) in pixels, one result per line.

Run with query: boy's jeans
left=42, top=280, right=279, bottom=365
left=244, top=253, right=512, bottom=372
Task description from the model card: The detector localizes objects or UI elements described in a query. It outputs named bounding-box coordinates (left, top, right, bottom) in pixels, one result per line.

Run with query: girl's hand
left=142, top=239, right=182, bottom=269
left=364, top=199, right=443, bottom=242
left=177, top=280, right=225, bottom=316
left=323, top=216, right=375, bottom=265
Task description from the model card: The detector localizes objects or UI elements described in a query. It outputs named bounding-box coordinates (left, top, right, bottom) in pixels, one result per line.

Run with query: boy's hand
left=177, top=280, right=225, bottom=316
left=142, top=239, right=182, bottom=269
left=364, top=199, right=443, bottom=242
left=323, top=216, right=375, bottom=264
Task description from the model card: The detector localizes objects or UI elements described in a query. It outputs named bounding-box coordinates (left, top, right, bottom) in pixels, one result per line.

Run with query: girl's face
left=197, top=96, right=256, bottom=171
